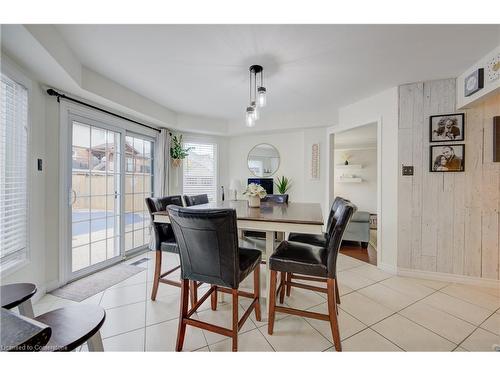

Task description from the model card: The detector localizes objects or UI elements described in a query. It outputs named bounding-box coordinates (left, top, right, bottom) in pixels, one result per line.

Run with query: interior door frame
left=58, top=101, right=158, bottom=285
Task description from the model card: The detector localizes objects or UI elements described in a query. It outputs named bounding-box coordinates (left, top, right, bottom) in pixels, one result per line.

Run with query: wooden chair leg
left=327, top=278, right=342, bottom=351
left=151, top=251, right=162, bottom=301
left=335, top=280, right=341, bottom=307
left=176, top=279, right=190, bottom=352
left=268, top=270, right=278, bottom=335
left=232, top=289, right=239, bottom=352
left=253, top=265, right=261, bottom=321
left=211, top=285, right=218, bottom=311
left=286, top=272, right=292, bottom=296
left=279, top=272, right=286, bottom=304
left=189, top=280, right=198, bottom=308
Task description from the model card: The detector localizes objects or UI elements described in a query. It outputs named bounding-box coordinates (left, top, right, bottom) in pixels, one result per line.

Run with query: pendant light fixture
left=245, top=65, right=267, bottom=127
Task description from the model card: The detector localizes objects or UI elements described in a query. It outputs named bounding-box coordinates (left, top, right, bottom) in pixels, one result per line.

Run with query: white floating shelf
left=338, top=177, right=363, bottom=183
left=335, top=164, right=363, bottom=169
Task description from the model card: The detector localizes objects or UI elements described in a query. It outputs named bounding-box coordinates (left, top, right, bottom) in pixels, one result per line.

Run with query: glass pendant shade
left=257, top=87, right=267, bottom=107
left=251, top=101, right=259, bottom=120
left=246, top=107, right=255, bottom=127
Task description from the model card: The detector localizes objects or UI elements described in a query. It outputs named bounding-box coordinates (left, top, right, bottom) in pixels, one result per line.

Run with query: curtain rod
left=46, top=88, right=161, bottom=133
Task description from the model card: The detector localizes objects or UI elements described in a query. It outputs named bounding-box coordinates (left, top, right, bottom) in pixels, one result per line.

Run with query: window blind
left=182, top=142, right=217, bottom=202
left=0, top=73, right=28, bottom=267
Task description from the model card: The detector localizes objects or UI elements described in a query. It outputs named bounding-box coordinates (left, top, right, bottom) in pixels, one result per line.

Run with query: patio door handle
left=70, top=189, right=77, bottom=205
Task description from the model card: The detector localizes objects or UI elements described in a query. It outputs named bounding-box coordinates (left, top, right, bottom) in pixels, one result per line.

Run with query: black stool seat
left=287, top=233, right=327, bottom=248
left=35, top=305, right=106, bottom=352
left=1, top=283, right=37, bottom=310
left=238, top=248, right=262, bottom=282
left=269, top=241, right=328, bottom=277
left=160, top=237, right=179, bottom=253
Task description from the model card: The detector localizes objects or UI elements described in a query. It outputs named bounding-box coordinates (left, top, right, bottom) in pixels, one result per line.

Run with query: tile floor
left=33, top=252, right=500, bottom=352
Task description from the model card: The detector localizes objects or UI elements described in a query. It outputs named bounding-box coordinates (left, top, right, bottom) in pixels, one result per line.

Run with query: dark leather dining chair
left=267, top=200, right=356, bottom=351
left=145, top=196, right=200, bottom=304
left=260, top=194, right=289, bottom=204
left=286, top=196, right=349, bottom=299
left=183, top=194, right=209, bottom=206
left=167, top=205, right=262, bottom=352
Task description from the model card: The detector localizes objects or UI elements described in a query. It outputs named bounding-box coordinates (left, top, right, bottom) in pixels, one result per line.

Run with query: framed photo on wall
left=429, top=113, right=465, bottom=142
left=429, top=144, right=465, bottom=172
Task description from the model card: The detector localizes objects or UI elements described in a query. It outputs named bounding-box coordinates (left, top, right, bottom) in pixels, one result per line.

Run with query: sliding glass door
left=68, top=115, right=155, bottom=280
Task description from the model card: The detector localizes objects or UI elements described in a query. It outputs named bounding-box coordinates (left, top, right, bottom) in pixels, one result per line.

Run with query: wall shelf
left=338, top=177, right=363, bottom=183
left=336, top=164, right=363, bottom=169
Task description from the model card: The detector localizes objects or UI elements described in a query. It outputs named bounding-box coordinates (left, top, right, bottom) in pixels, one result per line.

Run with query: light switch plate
left=402, top=165, right=414, bottom=176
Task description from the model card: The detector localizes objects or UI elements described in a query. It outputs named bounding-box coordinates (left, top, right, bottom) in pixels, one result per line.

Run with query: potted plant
left=170, top=134, right=193, bottom=167
left=242, top=183, right=267, bottom=208
left=275, top=176, right=292, bottom=195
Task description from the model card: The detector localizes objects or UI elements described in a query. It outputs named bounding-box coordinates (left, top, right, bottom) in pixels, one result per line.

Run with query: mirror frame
left=247, top=143, right=281, bottom=177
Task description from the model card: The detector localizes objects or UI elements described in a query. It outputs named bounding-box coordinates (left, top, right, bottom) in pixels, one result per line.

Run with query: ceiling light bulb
left=246, top=107, right=255, bottom=127
left=257, top=87, right=267, bottom=107
left=251, top=102, right=259, bottom=120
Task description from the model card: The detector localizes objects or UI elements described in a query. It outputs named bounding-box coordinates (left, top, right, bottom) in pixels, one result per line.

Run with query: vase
left=248, top=195, right=260, bottom=208
left=344, top=160, right=349, bottom=165
left=171, top=159, right=182, bottom=168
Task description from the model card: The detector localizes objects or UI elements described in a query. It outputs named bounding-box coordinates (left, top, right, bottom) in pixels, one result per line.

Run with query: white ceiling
left=51, top=25, right=499, bottom=126
left=334, top=122, right=377, bottom=148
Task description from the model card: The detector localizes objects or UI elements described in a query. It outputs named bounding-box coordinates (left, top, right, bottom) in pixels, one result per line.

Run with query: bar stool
left=167, top=205, right=261, bottom=352
left=1, top=283, right=37, bottom=318
left=267, top=200, right=356, bottom=351
left=183, top=194, right=209, bottom=206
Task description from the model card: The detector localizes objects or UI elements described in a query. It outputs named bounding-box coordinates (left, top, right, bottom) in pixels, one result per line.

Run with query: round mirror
left=247, top=143, right=280, bottom=177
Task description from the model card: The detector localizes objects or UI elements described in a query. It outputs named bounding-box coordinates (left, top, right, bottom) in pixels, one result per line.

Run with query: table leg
left=263, top=230, right=276, bottom=320
left=18, top=299, right=35, bottom=318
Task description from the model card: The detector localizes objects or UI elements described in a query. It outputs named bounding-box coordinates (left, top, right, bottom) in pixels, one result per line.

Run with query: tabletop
left=1, top=283, right=37, bottom=310
left=0, top=308, right=51, bottom=352
left=153, top=200, right=323, bottom=225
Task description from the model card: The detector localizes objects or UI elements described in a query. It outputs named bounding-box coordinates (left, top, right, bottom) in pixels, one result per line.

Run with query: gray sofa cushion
left=351, top=211, right=370, bottom=223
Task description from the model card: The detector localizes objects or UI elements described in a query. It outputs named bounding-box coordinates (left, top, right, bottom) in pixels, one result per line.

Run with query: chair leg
left=87, top=331, right=104, bottom=352
left=189, top=280, right=198, bottom=308
left=176, top=279, right=190, bottom=352
left=335, top=279, right=341, bottom=306
left=279, top=272, right=286, bottom=304
left=286, top=272, right=292, bottom=296
left=327, top=278, right=342, bottom=351
left=268, top=270, right=278, bottom=335
left=253, top=265, right=261, bottom=321
left=232, top=289, right=239, bottom=352
left=151, top=250, right=162, bottom=301
left=211, top=285, right=218, bottom=311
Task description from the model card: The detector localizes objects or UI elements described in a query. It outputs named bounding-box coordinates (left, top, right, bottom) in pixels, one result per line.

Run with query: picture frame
left=464, top=68, right=484, bottom=97
left=429, top=113, right=465, bottom=142
left=429, top=144, right=465, bottom=172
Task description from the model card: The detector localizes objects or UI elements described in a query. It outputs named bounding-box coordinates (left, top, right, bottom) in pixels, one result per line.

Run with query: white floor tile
left=440, top=284, right=500, bottom=311
left=109, top=270, right=147, bottom=289
left=357, top=283, right=417, bottom=311
left=336, top=255, right=365, bottom=271
left=349, top=264, right=392, bottom=282
left=304, top=303, right=366, bottom=342
left=209, top=328, right=274, bottom=352
left=340, top=328, right=402, bottom=352
left=145, top=297, right=181, bottom=326
left=337, top=269, right=377, bottom=290
left=145, top=317, right=207, bottom=352
left=100, top=283, right=147, bottom=309
left=480, top=313, right=500, bottom=336
left=421, top=292, right=492, bottom=326
left=103, top=328, right=145, bottom=351
left=284, top=286, right=326, bottom=310
left=399, top=302, right=476, bottom=344
left=372, top=314, right=456, bottom=351
left=379, top=277, right=435, bottom=299
left=460, top=328, right=500, bottom=352
left=400, top=277, right=449, bottom=290
left=338, top=292, right=394, bottom=325
left=258, top=316, right=332, bottom=351
left=100, top=301, right=146, bottom=338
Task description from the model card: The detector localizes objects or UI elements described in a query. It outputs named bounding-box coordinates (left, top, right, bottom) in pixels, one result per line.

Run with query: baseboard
left=378, top=262, right=397, bottom=274
left=397, top=267, right=500, bottom=289
left=45, top=279, right=61, bottom=293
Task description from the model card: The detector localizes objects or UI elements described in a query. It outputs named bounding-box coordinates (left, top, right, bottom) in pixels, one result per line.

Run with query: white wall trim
left=397, top=267, right=500, bottom=289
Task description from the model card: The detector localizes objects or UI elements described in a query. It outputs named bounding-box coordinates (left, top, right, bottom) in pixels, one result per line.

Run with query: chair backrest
left=325, top=196, right=350, bottom=234
left=260, top=194, right=289, bottom=204
left=167, top=205, right=241, bottom=288
left=325, top=200, right=357, bottom=278
left=183, top=194, right=209, bottom=207
left=145, top=196, right=183, bottom=250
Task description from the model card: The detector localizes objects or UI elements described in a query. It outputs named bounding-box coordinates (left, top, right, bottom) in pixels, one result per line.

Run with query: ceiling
left=334, top=122, right=377, bottom=149
left=54, top=25, right=499, bottom=126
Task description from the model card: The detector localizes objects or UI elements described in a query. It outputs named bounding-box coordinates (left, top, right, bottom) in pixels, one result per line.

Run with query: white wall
left=334, top=87, right=399, bottom=272
left=333, top=148, right=377, bottom=213
left=227, top=127, right=328, bottom=208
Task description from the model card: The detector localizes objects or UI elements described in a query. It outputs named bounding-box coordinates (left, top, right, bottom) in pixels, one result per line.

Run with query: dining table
left=153, top=199, right=324, bottom=318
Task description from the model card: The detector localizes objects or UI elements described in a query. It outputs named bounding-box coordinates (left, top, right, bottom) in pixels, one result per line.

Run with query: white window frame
left=0, top=60, right=32, bottom=276
left=181, top=138, right=219, bottom=203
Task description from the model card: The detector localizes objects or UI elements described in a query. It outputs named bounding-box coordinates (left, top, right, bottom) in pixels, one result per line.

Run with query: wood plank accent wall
left=398, top=79, right=500, bottom=280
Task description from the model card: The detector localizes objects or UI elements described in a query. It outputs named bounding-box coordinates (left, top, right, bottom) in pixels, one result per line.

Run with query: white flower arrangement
left=242, top=183, right=267, bottom=198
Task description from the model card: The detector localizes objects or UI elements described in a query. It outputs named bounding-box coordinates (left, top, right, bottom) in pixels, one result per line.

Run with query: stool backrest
left=260, top=194, right=289, bottom=204
left=167, top=205, right=240, bottom=288
left=326, top=200, right=357, bottom=278
left=145, top=196, right=183, bottom=250
left=326, top=196, right=350, bottom=234
left=183, top=194, right=209, bottom=207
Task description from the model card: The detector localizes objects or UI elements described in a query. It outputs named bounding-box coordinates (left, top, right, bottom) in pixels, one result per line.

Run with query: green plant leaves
left=170, top=134, right=193, bottom=160
left=275, top=176, right=292, bottom=194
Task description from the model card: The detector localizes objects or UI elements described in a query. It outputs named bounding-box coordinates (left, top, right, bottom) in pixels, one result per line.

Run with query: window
left=183, top=142, right=217, bottom=202
left=0, top=73, right=29, bottom=269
